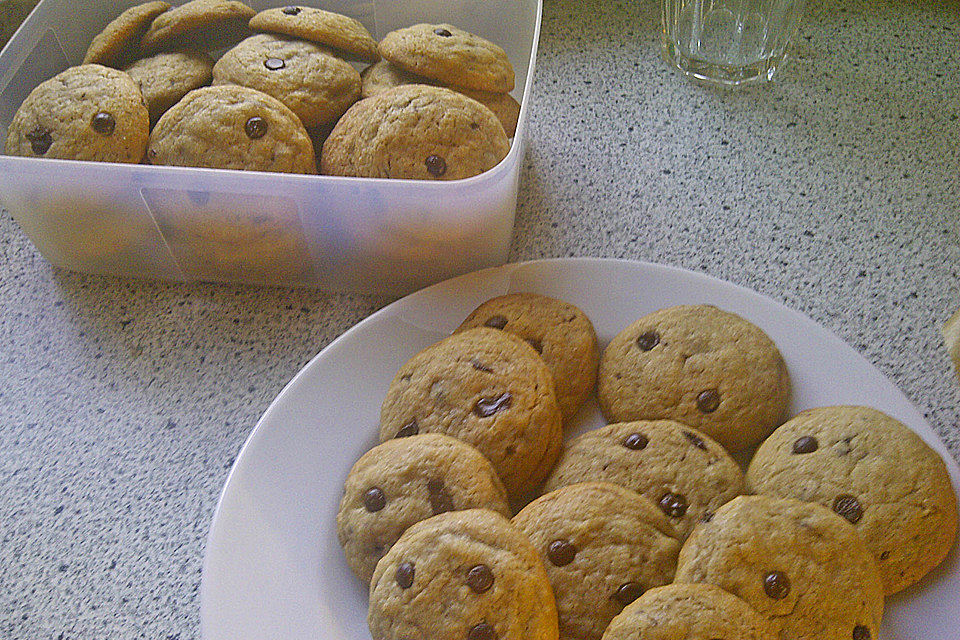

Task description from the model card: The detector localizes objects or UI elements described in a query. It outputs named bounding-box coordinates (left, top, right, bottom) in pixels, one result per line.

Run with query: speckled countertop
left=1, top=0, right=959, bottom=637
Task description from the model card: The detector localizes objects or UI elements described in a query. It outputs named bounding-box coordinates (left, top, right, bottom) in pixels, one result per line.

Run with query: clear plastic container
left=0, top=0, right=541, bottom=293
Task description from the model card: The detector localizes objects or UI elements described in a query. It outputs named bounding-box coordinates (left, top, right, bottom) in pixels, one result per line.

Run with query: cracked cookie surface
left=124, top=50, right=214, bottom=125
left=140, top=0, right=254, bottom=55
left=249, top=5, right=379, bottom=62
left=83, top=1, right=171, bottom=67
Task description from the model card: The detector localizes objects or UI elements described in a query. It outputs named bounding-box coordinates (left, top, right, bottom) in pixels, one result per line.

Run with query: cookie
left=378, top=327, right=563, bottom=500
left=124, top=50, right=214, bottom=125
left=512, top=482, right=682, bottom=640
left=601, top=583, right=774, bottom=640
left=248, top=5, right=379, bottom=62
left=543, top=421, right=744, bottom=538
left=147, top=84, right=316, bottom=173
left=597, top=305, right=791, bottom=453
left=746, top=405, right=959, bottom=595
left=5, top=64, right=149, bottom=163
left=368, top=508, right=559, bottom=640
left=213, top=33, right=360, bottom=129
left=83, top=1, right=171, bottom=68
left=140, top=0, right=255, bottom=55
left=321, top=85, right=510, bottom=180
left=360, top=60, right=521, bottom=137
left=674, top=495, right=884, bottom=640
left=378, top=23, right=514, bottom=93
left=456, top=293, right=598, bottom=422
left=336, top=434, right=511, bottom=583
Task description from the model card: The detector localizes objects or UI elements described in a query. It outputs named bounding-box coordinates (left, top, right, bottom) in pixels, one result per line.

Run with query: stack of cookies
left=337, top=296, right=959, bottom=640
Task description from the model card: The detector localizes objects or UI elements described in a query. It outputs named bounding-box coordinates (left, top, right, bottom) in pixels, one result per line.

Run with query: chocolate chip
left=363, top=487, right=385, bottom=512
left=264, top=57, right=286, bottom=70
left=91, top=111, right=115, bottom=136
left=425, top=154, right=447, bottom=177
left=659, top=492, right=688, bottom=518
left=696, top=389, right=720, bottom=413
left=852, top=625, right=871, bottom=640
left=622, top=432, right=648, bottom=450
left=547, top=539, right=577, bottom=566
left=474, top=392, right=511, bottom=417
left=612, top=582, right=643, bottom=606
left=683, top=431, right=707, bottom=450
left=763, top=571, right=790, bottom=599
left=467, top=564, right=494, bottom=593
left=636, top=330, right=660, bottom=351
left=427, top=478, right=454, bottom=515
left=792, top=436, right=818, bottom=454
left=26, top=127, right=52, bottom=155
left=483, top=315, right=508, bottom=330
left=281, top=5, right=301, bottom=14
left=434, top=27, right=453, bottom=37
left=467, top=623, right=496, bottom=640
left=879, top=551, right=890, bottom=560
left=396, top=419, right=418, bottom=438
left=833, top=494, right=863, bottom=524
left=244, top=116, right=267, bottom=139
left=395, top=561, right=414, bottom=589
left=525, top=338, right=543, bottom=354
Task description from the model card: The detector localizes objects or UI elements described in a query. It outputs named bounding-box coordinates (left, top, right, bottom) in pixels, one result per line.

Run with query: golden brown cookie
left=140, top=0, right=255, bottom=55
left=124, top=50, right=214, bottom=125
left=321, top=85, right=510, bottom=180
left=248, top=5, right=379, bottom=62
left=746, top=405, right=959, bottom=595
left=5, top=64, right=149, bottom=163
left=597, top=305, right=791, bottom=453
left=512, top=483, right=682, bottom=640
left=83, top=1, right=171, bottom=68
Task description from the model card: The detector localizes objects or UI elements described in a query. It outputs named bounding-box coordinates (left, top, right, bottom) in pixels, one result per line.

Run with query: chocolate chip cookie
left=456, top=293, right=599, bottom=422
left=140, top=0, right=255, bottom=55
left=746, top=405, right=959, bottom=595
left=337, top=434, right=511, bottom=583
left=368, top=508, right=559, bottom=640
left=378, top=23, right=514, bottom=93
left=124, top=50, right=214, bottom=125
left=147, top=84, right=316, bottom=173
left=213, top=33, right=360, bottom=128
left=248, top=5, right=379, bottom=62
left=543, top=421, right=744, bottom=538
left=5, top=64, right=149, bottom=163
left=83, top=1, right=171, bottom=68
left=674, top=495, right=884, bottom=640
left=512, top=482, right=682, bottom=640
left=321, top=84, right=510, bottom=180
left=601, top=583, right=774, bottom=640
left=597, top=305, right=791, bottom=453
left=378, top=327, right=563, bottom=501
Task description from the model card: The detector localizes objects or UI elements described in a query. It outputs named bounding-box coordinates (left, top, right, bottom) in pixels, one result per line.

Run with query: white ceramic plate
left=200, top=258, right=960, bottom=640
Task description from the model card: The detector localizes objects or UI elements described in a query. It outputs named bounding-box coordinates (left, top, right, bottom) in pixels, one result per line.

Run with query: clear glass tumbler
left=661, top=0, right=807, bottom=87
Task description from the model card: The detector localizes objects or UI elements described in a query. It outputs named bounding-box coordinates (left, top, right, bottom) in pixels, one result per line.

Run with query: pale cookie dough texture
left=746, top=405, right=959, bottom=595
left=456, top=293, right=599, bottom=422
left=336, top=434, right=511, bottom=583
left=597, top=305, right=791, bottom=453
left=140, top=0, right=255, bottom=55
left=83, top=1, right=171, bottom=68
left=544, top=421, right=744, bottom=538
left=248, top=5, right=380, bottom=62
left=675, top=495, right=884, bottom=640
left=368, top=509, right=559, bottom=640
left=5, top=64, right=149, bottom=163
left=378, top=327, right=563, bottom=500
left=512, top=482, right=682, bottom=640
left=124, top=50, right=214, bottom=124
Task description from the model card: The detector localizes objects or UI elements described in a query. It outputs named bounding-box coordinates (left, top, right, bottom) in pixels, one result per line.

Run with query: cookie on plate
left=213, top=33, right=360, bottom=128
left=83, top=1, right=171, bottom=68
left=378, top=327, right=563, bottom=500
left=674, top=495, right=884, bottom=640
left=140, top=0, right=255, bottom=55
left=321, top=84, right=509, bottom=180
left=336, top=434, right=511, bottom=583
left=360, top=60, right=521, bottom=137
left=248, top=5, right=379, bottom=62
left=597, top=305, right=791, bottom=453
left=368, top=509, right=559, bottom=640
left=746, top=405, right=959, bottom=595
left=5, top=64, right=149, bottom=163
left=456, top=293, right=599, bottom=422
left=124, top=50, right=214, bottom=125
left=378, top=23, right=514, bottom=93
left=512, top=482, right=682, bottom=640
left=147, top=84, right=316, bottom=173
left=601, top=583, right=774, bottom=640
left=543, top=421, right=744, bottom=538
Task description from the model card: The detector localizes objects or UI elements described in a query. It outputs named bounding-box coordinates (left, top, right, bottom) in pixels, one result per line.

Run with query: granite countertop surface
left=1, top=0, right=958, bottom=637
